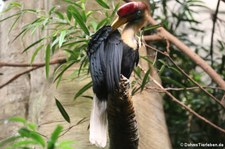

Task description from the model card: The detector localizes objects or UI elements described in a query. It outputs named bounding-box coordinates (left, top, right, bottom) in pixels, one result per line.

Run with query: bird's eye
left=136, top=10, right=142, bottom=16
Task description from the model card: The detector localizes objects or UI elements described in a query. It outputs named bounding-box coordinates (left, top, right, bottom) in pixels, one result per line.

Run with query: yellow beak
left=111, top=17, right=129, bottom=31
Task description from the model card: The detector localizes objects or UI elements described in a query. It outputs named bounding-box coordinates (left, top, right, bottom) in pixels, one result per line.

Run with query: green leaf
left=0, top=136, right=21, bottom=147
left=96, top=18, right=109, bottom=30
left=64, top=0, right=82, bottom=8
left=12, top=140, right=39, bottom=148
left=45, top=44, right=51, bottom=79
left=78, top=55, right=88, bottom=76
left=68, top=6, right=90, bottom=35
left=62, top=39, right=88, bottom=47
left=18, top=128, right=45, bottom=147
left=59, top=30, right=67, bottom=48
left=133, top=67, right=142, bottom=79
left=74, top=81, right=92, bottom=100
left=159, top=65, right=166, bottom=75
left=131, top=86, right=141, bottom=96
left=142, top=23, right=162, bottom=32
left=9, top=15, right=21, bottom=33
left=49, top=6, right=56, bottom=15
left=54, top=60, right=77, bottom=82
left=169, top=67, right=182, bottom=77
left=55, top=11, right=65, bottom=20
left=96, top=0, right=110, bottom=9
left=47, top=125, right=63, bottom=149
left=8, top=117, right=26, bottom=124
left=140, top=56, right=154, bottom=64
left=22, top=38, right=45, bottom=53
left=0, top=12, right=21, bottom=23
left=161, top=76, right=185, bottom=88
left=66, top=8, right=72, bottom=21
left=12, top=27, right=28, bottom=42
left=55, top=98, right=71, bottom=123
left=82, top=95, right=93, bottom=100
left=57, top=140, right=75, bottom=149
left=56, top=75, right=63, bottom=88
left=27, top=123, right=37, bottom=131
left=30, top=44, right=44, bottom=64
left=140, top=69, right=150, bottom=91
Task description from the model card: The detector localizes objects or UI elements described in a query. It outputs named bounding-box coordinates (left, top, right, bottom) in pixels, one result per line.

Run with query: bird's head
left=112, top=1, right=150, bottom=31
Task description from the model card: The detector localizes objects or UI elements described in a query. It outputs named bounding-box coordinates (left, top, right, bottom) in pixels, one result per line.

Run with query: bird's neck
left=121, top=24, right=139, bottom=49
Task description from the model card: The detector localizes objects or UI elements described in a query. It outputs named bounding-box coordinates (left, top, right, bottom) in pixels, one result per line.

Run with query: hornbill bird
left=87, top=1, right=150, bottom=148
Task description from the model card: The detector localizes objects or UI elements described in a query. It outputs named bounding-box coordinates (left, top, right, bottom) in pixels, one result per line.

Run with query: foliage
left=55, top=98, right=71, bottom=123
left=0, top=0, right=225, bottom=148
left=0, top=0, right=118, bottom=86
left=0, top=117, right=74, bottom=149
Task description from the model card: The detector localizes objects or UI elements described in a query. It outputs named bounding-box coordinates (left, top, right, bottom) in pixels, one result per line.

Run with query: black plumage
left=87, top=25, right=139, bottom=101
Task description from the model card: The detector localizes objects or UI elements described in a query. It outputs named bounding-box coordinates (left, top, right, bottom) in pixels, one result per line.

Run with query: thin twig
left=0, top=58, right=67, bottom=89
left=209, top=0, right=220, bottom=67
left=145, top=15, right=225, bottom=91
left=150, top=76, right=225, bottom=134
left=143, top=34, right=163, bottom=41
left=144, top=43, right=225, bottom=109
left=138, top=65, right=225, bottom=133
left=59, top=117, right=88, bottom=137
left=147, top=86, right=224, bottom=92
left=168, top=55, right=224, bottom=108
left=123, top=0, right=133, bottom=2
left=0, top=58, right=66, bottom=67
left=0, top=67, right=41, bottom=89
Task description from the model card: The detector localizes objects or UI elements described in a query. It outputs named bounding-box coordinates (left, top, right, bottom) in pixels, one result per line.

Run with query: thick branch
left=146, top=15, right=225, bottom=91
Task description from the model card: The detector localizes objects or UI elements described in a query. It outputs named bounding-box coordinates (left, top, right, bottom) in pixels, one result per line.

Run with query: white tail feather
left=89, top=95, right=108, bottom=148
left=0, top=0, right=5, bottom=12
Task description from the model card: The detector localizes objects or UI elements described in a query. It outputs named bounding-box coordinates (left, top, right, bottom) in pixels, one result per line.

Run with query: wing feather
left=87, top=26, right=123, bottom=97
left=105, top=30, right=123, bottom=93
left=87, top=26, right=112, bottom=100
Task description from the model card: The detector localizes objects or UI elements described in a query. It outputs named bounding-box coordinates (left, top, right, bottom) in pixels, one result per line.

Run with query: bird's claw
left=119, top=74, right=130, bottom=93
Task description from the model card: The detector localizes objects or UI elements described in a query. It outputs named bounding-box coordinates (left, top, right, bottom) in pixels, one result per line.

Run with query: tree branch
left=0, top=58, right=67, bottom=89
left=144, top=43, right=225, bottom=109
left=138, top=65, right=225, bottom=134
left=123, top=0, right=133, bottom=2
left=0, top=58, right=66, bottom=67
left=0, top=67, right=41, bottom=89
left=150, top=77, right=225, bottom=134
left=145, top=15, right=225, bottom=91
left=143, top=34, right=163, bottom=41
left=209, top=0, right=220, bottom=67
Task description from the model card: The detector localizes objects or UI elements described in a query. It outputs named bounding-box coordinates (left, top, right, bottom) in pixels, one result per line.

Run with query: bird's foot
left=119, top=75, right=130, bottom=96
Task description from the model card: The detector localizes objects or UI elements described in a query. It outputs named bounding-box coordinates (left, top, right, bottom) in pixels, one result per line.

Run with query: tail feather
left=89, top=95, right=108, bottom=148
